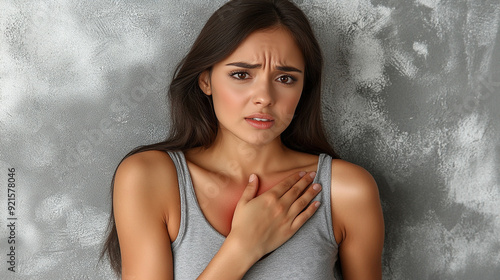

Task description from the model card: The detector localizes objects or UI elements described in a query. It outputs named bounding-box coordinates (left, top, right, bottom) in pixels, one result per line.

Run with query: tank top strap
left=313, top=153, right=337, bottom=246
left=166, top=150, right=188, bottom=249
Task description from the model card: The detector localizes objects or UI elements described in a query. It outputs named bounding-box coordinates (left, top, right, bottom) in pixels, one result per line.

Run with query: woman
left=101, top=0, right=384, bottom=279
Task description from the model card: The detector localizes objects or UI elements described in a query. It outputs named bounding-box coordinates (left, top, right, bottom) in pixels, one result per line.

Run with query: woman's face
left=199, top=26, right=305, bottom=146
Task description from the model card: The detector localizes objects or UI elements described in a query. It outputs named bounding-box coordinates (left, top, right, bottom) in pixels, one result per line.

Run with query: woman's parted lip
left=244, top=113, right=275, bottom=121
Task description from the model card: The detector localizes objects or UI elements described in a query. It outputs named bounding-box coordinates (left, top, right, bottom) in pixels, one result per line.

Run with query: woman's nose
left=252, top=77, right=274, bottom=107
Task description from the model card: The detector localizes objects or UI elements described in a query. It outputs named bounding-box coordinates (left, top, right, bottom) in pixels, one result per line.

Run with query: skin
left=113, top=26, right=384, bottom=280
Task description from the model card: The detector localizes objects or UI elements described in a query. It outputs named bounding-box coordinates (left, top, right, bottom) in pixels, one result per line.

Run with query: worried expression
left=198, top=26, right=305, bottom=146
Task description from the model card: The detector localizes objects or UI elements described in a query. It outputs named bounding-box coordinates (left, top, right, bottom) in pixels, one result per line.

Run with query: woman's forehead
left=217, top=28, right=305, bottom=70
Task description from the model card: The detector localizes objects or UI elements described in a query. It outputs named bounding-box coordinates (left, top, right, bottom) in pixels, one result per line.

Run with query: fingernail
left=249, top=174, right=256, bottom=183
left=299, top=171, right=306, bottom=177
left=313, top=184, right=321, bottom=191
left=309, top=172, right=316, bottom=179
left=314, top=201, right=321, bottom=208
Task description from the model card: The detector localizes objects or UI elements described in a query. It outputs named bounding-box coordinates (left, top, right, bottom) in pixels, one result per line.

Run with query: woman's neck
left=186, top=132, right=296, bottom=182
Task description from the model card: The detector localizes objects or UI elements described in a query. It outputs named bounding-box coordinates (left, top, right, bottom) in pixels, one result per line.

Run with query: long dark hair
left=100, top=0, right=339, bottom=275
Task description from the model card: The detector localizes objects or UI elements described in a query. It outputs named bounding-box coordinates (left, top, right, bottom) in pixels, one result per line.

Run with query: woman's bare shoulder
left=330, top=159, right=383, bottom=243
left=113, top=150, right=180, bottom=209
left=118, top=149, right=177, bottom=176
left=330, top=159, right=379, bottom=198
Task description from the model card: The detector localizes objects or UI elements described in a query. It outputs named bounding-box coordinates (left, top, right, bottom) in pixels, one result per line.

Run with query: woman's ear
left=198, top=70, right=212, bottom=95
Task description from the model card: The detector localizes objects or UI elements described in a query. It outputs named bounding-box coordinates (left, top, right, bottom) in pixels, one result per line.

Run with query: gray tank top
left=168, top=151, right=340, bottom=279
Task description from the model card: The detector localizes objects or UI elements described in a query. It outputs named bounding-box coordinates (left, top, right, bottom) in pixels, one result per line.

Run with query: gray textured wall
left=0, top=0, right=499, bottom=279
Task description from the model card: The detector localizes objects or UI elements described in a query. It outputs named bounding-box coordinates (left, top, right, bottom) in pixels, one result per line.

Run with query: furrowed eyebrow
left=225, top=62, right=303, bottom=73
left=276, top=65, right=303, bottom=73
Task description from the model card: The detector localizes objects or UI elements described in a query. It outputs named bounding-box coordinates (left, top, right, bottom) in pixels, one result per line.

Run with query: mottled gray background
left=0, top=0, right=499, bottom=279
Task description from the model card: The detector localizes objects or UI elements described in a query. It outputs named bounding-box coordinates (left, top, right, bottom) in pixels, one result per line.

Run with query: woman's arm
left=113, top=152, right=177, bottom=280
left=331, top=160, right=385, bottom=280
left=114, top=151, right=321, bottom=280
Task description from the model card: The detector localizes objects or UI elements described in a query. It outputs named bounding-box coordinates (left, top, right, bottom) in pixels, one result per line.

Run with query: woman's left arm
left=330, top=159, right=385, bottom=280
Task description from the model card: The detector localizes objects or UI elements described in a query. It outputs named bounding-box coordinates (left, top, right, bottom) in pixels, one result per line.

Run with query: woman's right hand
left=197, top=171, right=321, bottom=279
left=228, top=171, right=322, bottom=260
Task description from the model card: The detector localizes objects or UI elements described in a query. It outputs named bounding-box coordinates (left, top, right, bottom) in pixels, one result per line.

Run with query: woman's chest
left=183, top=157, right=315, bottom=238
left=192, top=180, right=243, bottom=237
left=186, top=167, right=282, bottom=237
left=186, top=161, right=255, bottom=237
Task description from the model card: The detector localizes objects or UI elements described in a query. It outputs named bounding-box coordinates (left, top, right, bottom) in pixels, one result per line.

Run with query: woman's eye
left=277, top=75, right=296, bottom=84
left=230, top=72, right=249, bottom=80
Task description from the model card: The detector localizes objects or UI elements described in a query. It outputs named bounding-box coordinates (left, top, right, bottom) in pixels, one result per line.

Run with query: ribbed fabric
left=168, top=151, right=339, bottom=280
